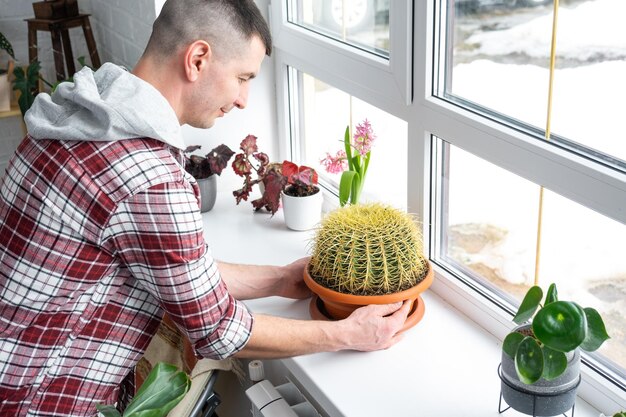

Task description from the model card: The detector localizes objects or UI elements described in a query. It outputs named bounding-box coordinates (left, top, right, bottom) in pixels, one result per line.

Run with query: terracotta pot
left=303, top=260, right=434, bottom=331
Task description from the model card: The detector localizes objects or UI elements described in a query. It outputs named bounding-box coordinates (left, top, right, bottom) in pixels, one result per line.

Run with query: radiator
left=245, top=361, right=320, bottom=417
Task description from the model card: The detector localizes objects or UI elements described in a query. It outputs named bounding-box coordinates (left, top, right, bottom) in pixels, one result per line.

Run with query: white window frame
left=269, top=0, right=626, bottom=412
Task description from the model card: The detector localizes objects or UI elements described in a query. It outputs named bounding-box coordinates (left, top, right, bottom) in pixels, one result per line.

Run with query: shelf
left=0, top=103, right=22, bottom=119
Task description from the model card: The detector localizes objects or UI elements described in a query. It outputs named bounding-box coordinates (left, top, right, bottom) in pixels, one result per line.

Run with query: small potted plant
left=499, top=283, right=610, bottom=416
left=304, top=203, right=433, bottom=332
left=184, top=144, right=235, bottom=212
left=281, top=160, right=322, bottom=231
left=320, top=118, right=376, bottom=206
left=231, top=135, right=323, bottom=229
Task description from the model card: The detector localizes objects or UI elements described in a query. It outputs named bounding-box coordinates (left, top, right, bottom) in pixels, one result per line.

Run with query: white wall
left=0, top=0, right=277, bottom=190
left=86, top=0, right=155, bottom=68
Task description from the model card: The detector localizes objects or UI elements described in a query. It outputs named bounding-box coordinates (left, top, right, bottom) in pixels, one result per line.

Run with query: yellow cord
left=534, top=0, right=560, bottom=286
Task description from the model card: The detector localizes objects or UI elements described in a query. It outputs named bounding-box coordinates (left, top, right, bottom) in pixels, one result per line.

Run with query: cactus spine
left=309, top=203, right=428, bottom=295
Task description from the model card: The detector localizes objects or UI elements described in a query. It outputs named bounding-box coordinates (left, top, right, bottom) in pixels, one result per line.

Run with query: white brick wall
left=0, top=0, right=156, bottom=165
left=89, top=0, right=155, bottom=68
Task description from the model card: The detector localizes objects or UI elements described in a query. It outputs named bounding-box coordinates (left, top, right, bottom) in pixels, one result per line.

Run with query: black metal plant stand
left=497, top=364, right=580, bottom=417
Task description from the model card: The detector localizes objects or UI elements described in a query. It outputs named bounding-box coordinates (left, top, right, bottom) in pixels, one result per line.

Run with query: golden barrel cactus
left=309, top=203, right=429, bottom=296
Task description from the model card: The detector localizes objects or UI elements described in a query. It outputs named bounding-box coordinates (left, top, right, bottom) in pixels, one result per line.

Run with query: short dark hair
left=145, top=0, right=272, bottom=60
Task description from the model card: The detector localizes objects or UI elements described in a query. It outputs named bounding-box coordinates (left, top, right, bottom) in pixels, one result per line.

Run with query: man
left=0, top=0, right=410, bottom=415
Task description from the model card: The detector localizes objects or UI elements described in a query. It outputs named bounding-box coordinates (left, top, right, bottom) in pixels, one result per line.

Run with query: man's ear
left=184, top=40, right=212, bottom=82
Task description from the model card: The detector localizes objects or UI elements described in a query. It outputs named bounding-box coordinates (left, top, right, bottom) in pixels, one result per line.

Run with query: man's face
left=186, top=35, right=266, bottom=128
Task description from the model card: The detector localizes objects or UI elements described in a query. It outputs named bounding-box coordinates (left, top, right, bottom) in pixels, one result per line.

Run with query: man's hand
left=337, top=301, right=412, bottom=351
left=275, top=257, right=311, bottom=299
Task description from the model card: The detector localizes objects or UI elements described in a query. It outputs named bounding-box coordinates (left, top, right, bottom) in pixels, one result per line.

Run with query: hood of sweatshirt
left=24, top=63, right=184, bottom=149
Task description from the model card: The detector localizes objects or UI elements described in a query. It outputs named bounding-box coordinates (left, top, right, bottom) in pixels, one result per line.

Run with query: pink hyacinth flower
left=320, top=150, right=348, bottom=174
left=353, top=119, right=376, bottom=156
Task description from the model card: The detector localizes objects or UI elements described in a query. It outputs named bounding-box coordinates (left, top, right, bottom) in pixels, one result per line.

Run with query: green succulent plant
left=502, top=283, right=610, bottom=385
left=309, top=203, right=429, bottom=296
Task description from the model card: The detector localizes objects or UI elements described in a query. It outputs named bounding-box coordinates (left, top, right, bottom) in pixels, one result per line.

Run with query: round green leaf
left=503, top=332, right=524, bottom=358
left=513, top=286, right=543, bottom=325
left=533, top=301, right=586, bottom=352
left=541, top=346, right=567, bottom=380
left=515, top=336, right=544, bottom=384
left=545, top=283, right=558, bottom=305
left=580, top=307, right=610, bottom=352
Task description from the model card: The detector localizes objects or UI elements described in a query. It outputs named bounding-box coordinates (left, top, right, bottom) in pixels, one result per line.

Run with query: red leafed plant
left=184, top=144, right=235, bottom=179
left=282, top=160, right=319, bottom=197
left=232, top=135, right=319, bottom=214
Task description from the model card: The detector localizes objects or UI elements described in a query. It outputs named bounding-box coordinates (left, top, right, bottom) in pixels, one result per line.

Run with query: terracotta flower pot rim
left=309, top=293, right=427, bottom=332
left=303, top=260, right=434, bottom=305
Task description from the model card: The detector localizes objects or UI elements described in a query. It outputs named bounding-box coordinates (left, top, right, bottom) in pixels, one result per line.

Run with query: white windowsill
left=202, top=191, right=601, bottom=417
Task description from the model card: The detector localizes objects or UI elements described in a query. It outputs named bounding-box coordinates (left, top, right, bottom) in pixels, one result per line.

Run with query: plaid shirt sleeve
left=102, top=178, right=253, bottom=360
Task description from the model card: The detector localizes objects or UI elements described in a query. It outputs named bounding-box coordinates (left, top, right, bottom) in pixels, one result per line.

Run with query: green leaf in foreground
left=95, top=404, right=122, bottom=417
left=95, top=362, right=191, bottom=417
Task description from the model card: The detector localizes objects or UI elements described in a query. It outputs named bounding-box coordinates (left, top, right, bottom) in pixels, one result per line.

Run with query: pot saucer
left=309, top=294, right=426, bottom=333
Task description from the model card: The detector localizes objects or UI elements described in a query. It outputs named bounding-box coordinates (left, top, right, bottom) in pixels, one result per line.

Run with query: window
left=272, top=0, right=413, bottom=106
left=287, top=0, right=390, bottom=57
left=289, top=69, right=408, bottom=209
left=438, top=0, right=626, bottom=170
left=272, top=0, right=626, bottom=409
left=432, top=139, right=626, bottom=378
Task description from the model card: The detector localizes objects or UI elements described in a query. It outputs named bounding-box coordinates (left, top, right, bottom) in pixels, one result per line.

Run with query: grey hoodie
left=25, top=63, right=184, bottom=150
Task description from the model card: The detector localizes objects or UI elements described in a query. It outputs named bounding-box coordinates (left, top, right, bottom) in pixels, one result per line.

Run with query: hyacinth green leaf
left=515, top=336, right=544, bottom=384
left=545, top=283, right=558, bottom=305
left=541, top=346, right=567, bottom=380
left=580, top=307, right=610, bottom=352
left=343, top=126, right=354, bottom=171
left=121, top=362, right=191, bottom=417
left=95, top=405, right=122, bottom=417
left=502, top=332, right=524, bottom=358
left=513, top=286, right=542, bottom=325
left=339, top=170, right=357, bottom=207
left=533, top=301, right=586, bottom=352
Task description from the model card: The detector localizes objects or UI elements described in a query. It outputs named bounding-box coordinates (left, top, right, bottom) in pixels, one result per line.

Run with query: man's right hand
left=336, top=301, right=412, bottom=352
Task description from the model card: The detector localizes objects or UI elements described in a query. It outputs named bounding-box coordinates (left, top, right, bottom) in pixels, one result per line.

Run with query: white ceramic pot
left=281, top=188, right=323, bottom=231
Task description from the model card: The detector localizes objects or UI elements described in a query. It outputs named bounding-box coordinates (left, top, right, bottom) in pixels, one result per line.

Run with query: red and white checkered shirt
left=0, top=136, right=253, bottom=416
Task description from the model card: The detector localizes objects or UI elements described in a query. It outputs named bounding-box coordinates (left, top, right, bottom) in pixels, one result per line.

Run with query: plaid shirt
left=0, top=136, right=253, bottom=416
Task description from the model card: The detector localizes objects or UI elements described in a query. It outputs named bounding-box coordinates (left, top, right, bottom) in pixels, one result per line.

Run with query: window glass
left=288, top=0, right=390, bottom=57
left=296, top=70, right=407, bottom=209
left=443, top=0, right=626, bottom=169
left=436, top=139, right=626, bottom=376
